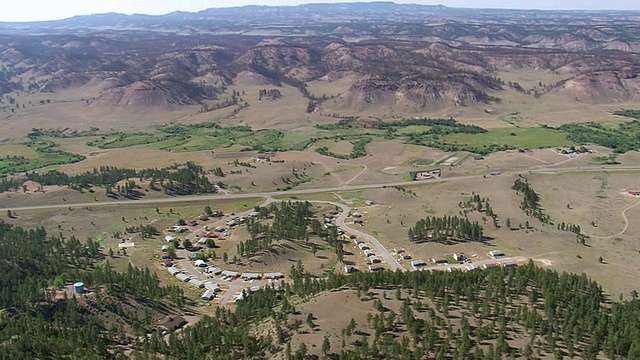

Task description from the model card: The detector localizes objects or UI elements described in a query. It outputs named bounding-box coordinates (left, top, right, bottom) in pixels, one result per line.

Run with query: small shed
left=263, top=272, right=284, bottom=279
left=73, top=282, right=84, bottom=294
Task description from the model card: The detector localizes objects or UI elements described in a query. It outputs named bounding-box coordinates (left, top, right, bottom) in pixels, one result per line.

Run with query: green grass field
left=444, top=127, right=570, bottom=149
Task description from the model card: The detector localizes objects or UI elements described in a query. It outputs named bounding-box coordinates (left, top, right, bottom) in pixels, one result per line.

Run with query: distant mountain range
left=0, top=2, right=639, bottom=116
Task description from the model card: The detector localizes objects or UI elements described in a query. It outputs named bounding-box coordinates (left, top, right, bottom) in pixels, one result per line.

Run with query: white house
left=411, top=260, right=426, bottom=269
left=201, top=289, right=215, bottom=300
left=488, top=250, right=505, bottom=258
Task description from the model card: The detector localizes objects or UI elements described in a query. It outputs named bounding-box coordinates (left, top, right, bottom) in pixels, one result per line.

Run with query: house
left=157, top=315, right=186, bottom=331
left=488, top=250, right=505, bottom=258
left=190, top=279, right=205, bottom=288
left=214, top=226, right=225, bottom=232
left=370, top=256, right=381, bottom=263
left=263, top=272, right=284, bottom=279
left=226, top=219, right=238, bottom=227
left=188, top=221, right=198, bottom=227
left=369, top=265, right=384, bottom=272
left=465, top=264, right=479, bottom=271
left=358, top=243, right=370, bottom=250
left=201, top=289, right=215, bottom=300
left=241, top=273, right=261, bottom=280
left=431, top=257, right=448, bottom=264
left=400, top=253, right=412, bottom=260
left=161, top=245, right=169, bottom=251
left=501, top=260, right=516, bottom=267
left=410, top=260, right=426, bottom=269
left=163, top=259, right=173, bottom=267
left=197, top=237, right=209, bottom=244
left=394, top=248, right=405, bottom=254
left=344, top=266, right=356, bottom=274
left=194, top=259, right=206, bottom=267
left=175, top=273, right=190, bottom=282
left=221, top=270, right=239, bottom=278
left=165, top=235, right=175, bottom=242
left=255, top=152, right=274, bottom=162
left=249, top=285, right=262, bottom=293
left=171, top=226, right=187, bottom=233
left=207, top=266, right=222, bottom=275
left=202, top=231, right=218, bottom=238
left=167, top=267, right=180, bottom=276
left=199, top=214, right=209, bottom=221
left=204, top=283, right=220, bottom=291
left=365, top=200, right=374, bottom=206
left=364, top=249, right=375, bottom=257
left=248, top=211, right=259, bottom=218
left=413, top=168, right=441, bottom=181
left=352, top=212, right=362, bottom=218
left=483, top=263, right=500, bottom=269
left=453, top=253, right=466, bottom=261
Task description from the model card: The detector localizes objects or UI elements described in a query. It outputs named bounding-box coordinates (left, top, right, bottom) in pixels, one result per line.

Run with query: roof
left=74, top=282, right=84, bottom=287
left=241, top=273, right=260, bottom=279
left=194, top=259, right=206, bottom=267
left=190, top=279, right=204, bottom=288
left=207, top=266, right=222, bottom=274
left=411, top=260, right=426, bottom=266
left=202, top=289, right=215, bottom=300
left=158, top=315, right=186, bottom=330
left=264, top=272, right=283, bottom=279
left=175, top=273, right=190, bottom=282
left=161, top=245, right=169, bottom=250
left=167, top=267, right=180, bottom=275
left=221, top=270, right=239, bottom=277
left=204, top=283, right=220, bottom=291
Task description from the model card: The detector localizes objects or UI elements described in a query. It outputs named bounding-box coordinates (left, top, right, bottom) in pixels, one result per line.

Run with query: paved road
left=3, top=164, right=640, bottom=212
left=325, top=201, right=406, bottom=272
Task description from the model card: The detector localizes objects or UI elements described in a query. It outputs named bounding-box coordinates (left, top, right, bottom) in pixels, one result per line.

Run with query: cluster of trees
left=408, top=215, right=484, bottom=243
left=512, top=178, right=550, bottom=223
left=124, top=224, right=159, bottom=239
left=2, top=162, right=215, bottom=196
left=317, top=117, right=487, bottom=135
left=316, top=137, right=372, bottom=159
left=559, top=120, right=640, bottom=154
left=458, top=193, right=500, bottom=229
left=258, top=88, right=282, bottom=100
left=239, top=202, right=314, bottom=258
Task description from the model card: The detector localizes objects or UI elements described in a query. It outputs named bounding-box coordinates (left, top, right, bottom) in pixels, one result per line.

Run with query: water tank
left=73, top=282, right=84, bottom=294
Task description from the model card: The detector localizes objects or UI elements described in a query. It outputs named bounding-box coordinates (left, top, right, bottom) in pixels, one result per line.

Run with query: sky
left=2, top=0, right=639, bottom=22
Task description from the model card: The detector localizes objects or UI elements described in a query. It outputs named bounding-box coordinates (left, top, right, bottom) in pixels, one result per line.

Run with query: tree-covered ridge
left=408, top=215, right=484, bottom=243
left=134, top=262, right=640, bottom=359
left=0, top=161, right=215, bottom=195
left=0, top=221, right=184, bottom=359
